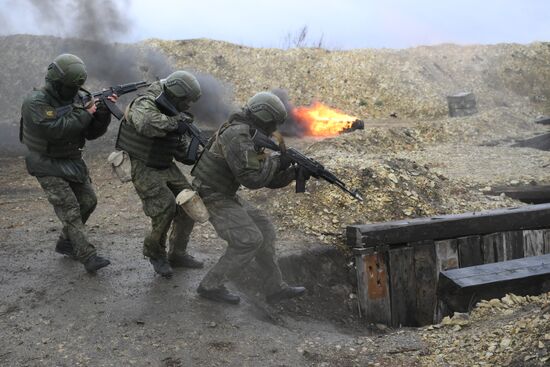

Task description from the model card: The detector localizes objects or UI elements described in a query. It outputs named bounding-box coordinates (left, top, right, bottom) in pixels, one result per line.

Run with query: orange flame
left=292, top=101, right=359, bottom=137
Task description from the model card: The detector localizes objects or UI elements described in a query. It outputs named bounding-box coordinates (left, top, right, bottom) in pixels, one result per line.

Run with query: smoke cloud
left=271, top=88, right=305, bottom=137
left=0, top=0, right=234, bottom=155
left=35, top=0, right=233, bottom=129
left=189, top=72, right=236, bottom=128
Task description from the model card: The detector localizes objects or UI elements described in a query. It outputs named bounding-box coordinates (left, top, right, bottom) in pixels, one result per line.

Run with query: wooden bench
left=438, top=254, right=550, bottom=312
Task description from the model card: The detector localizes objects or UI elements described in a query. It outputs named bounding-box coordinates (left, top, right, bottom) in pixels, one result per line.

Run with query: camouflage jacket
left=192, top=112, right=296, bottom=196
left=125, top=81, right=190, bottom=161
left=20, top=81, right=111, bottom=182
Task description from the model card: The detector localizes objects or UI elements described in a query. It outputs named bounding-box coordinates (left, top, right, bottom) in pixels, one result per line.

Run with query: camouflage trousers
left=199, top=194, right=287, bottom=295
left=131, top=159, right=194, bottom=260
left=36, top=176, right=97, bottom=262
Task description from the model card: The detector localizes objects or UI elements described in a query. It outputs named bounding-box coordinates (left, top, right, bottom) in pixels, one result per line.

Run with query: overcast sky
left=1, top=0, right=549, bottom=49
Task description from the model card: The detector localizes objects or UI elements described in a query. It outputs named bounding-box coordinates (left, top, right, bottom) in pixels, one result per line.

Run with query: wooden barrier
left=350, top=204, right=550, bottom=326
left=438, top=254, right=550, bottom=312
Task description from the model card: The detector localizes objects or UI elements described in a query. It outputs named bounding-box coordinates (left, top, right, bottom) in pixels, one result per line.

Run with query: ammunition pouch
left=107, top=150, right=132, bottom=183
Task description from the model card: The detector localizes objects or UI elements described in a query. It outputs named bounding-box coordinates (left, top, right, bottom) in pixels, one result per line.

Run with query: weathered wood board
left=503, top=231, right=524, bottom=260
left=388, top=246, right=416, bottom=326
left=354, top=248, right=391, bottom=324
left=487, top=185, right=550, bottom=204
left=346, top=204, right=550, bottom=248
left=457, top=235, right=483, bottom=268
left=438, top=254, right=550, bottom=312
left=524, top=230, right=545, bottom=257
left=413, top=241, right=437, bottom=325
left=434, top=239, right=459, bottom=322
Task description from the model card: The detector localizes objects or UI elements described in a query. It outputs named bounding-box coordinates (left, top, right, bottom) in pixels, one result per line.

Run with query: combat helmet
left=46, top=54, right=87, bottom=100
left=162, top=71, right=201, bottom=112
left=245, top=92, right=288, bottom=134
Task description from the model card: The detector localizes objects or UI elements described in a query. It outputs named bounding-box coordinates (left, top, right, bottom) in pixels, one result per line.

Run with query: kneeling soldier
left=192, top=91, right=306, bottom=304
left=116, top=71, right=204, bottom=278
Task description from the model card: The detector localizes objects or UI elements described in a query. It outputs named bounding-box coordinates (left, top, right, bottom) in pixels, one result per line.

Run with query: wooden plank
left=346, top=203, right=550, bottom=247
left=355, top=249, right=391, bottom=324
left=544, top=229, right=550, bottom=254
left=487, top=185, right=550, bottom=204
left=435, top=239, right=459, bottom=271
left=388, top=246, right=416, bottom=327
left=442, top=254, right=550, bottom=286
left=480, top=233, right=498, bottom=264
left=481, top=233, right=504, bottom=263
left=503, top=231, right=524, bottom=260
left=511, top=133, right=550, bottom=152
left=458, top=235, right=483, bottom=267
left=438, top=254, right=550, bottom=312
left=524, top=230, right=545, bottom=257
left=535, top=116, right=550, bottom=125
left=434, top=239, right=459, bottom=323
left=413, top=240, right=437, bottom=325
left=493, top=232, right=507, bottom=262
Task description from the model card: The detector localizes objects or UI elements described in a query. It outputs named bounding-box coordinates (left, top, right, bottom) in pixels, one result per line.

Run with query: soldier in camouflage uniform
left=192, top=92, right=306, bottom=304
left=116, top=71, right=204, bottom=278
left=20, top=53, right=115, bottom=273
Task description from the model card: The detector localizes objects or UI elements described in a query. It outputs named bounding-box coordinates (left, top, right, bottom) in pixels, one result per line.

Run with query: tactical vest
left=192, top=123, right=240, bottom=195
left=20, top=105, right=84, bottom=160
left=116, top=120, right=181, bottom=169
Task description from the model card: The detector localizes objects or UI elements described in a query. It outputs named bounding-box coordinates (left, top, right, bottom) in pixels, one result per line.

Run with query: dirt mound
left=245, top=129, right=518, bottom=246
left=421, top=293, right=550, bottom=366
left=150, top=39, right=550, bottom=118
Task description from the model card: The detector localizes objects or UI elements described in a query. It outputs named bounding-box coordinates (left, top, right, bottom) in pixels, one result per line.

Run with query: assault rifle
left=81, top=81, right=151, bottom=119
left=154, top=91, right=209, bottom=162
left=251, top=130, right=364, bottom=202
left=176, top=112, right=209, bottom=162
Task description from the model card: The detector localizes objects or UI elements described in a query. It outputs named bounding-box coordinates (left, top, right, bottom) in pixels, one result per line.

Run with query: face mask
left=175, top=100, right=189, bottom=112
left=58, top=84, right=80, bottom=100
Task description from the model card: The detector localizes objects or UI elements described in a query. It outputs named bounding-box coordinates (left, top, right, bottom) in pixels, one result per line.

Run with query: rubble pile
left=421, top=293, right=550, bottom=366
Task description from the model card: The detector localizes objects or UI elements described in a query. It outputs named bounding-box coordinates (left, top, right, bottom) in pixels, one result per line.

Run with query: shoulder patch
left=43, top=107, right=56, bottom=119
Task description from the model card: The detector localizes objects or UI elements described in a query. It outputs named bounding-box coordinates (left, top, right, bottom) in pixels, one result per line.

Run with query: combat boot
left=55, top=237, right=75, bottom=258
left=266, top=286, right=306, bottom=304
left=149, top=257, right=173, bottom=278
left=168, top=253, right=204, bottom=269
left=197, top=285, right=240, bottom=305
left=84, top=255, right=111, bottom=273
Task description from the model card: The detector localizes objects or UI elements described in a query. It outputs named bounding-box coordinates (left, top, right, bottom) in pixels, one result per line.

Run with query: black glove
left=93, top=100, right=111, bottom=124
left=279, top=152, right=293, bottom=171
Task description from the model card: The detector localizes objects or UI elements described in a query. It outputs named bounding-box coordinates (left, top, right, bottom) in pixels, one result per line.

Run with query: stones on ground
left=420, top=292, right=550, bottom=366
